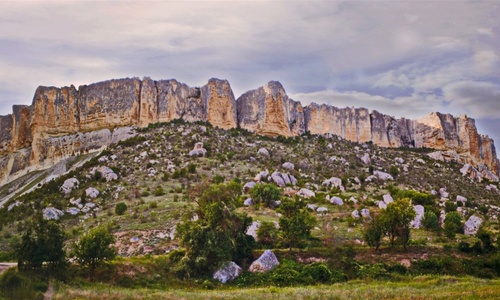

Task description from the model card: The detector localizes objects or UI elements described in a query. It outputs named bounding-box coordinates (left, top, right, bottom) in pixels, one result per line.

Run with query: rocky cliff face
left=0, top=77, right=497, bottom=185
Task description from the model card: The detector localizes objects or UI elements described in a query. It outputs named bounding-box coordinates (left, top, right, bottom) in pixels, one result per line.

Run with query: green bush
left=115, top=202, right=128, bottom=215
left=300, top=262, right=333, bottom=284
left=153, top=186, right=165, bottom=196
left=0, top=268, right=44, bottom=300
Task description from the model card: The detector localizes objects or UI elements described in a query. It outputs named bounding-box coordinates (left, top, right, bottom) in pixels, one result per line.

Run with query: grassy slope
left=53, top=277, right=500, bottom=300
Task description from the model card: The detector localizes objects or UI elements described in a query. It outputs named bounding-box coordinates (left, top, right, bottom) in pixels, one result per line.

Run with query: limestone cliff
left=0, top=77, right=498, bottom=185
left=237, top=81, right=305, bottom=137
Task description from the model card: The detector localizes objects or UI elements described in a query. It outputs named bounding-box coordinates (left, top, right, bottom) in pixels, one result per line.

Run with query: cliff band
left=0, top=77, right=498, bottom=184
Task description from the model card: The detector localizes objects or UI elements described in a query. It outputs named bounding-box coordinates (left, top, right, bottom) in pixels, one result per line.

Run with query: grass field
left=53, top=276, right=500, bottom=300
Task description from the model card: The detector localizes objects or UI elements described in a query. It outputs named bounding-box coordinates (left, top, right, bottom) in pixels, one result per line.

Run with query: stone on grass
left=43, top=207, right=64, bottom=220
left=189, top=142, right=207, bottom=156
left=464, top=215, right=483, bottom=235
left=330, top=196, right=343, bottom=206
left=410, top=205, right=425, bottom=229
left=374, top=171, right=393, bottom=181
left=361, top=208, right=370, bottom=218
left=246, top=221, right=261, bottom=240
left=282, top=162, right=294, bottom=170
left=244, top=198, right=254, bottom=206
left=322, top=177, right=344, bottom=191
left=243, top=181, right=256, bottom=191
left=360, top=153, right=371, bottom=165
left=383, top=194, right=394, bottom=204
left=60, top=178, right=80, bottom=194
left=316, top=207, right=328, bottom=213
left=257, top=148, right=270, bottom=156
left=456, top=195, right=467, bottom=203
left=249, top=250, right=279, bottom=273
left=297, top=188, right=315, bottom=198
left=351, top=210, right=360, bottom=219
left=85, top=187, right=100, bottom=199
left=213, top=262, right=242, bottom=283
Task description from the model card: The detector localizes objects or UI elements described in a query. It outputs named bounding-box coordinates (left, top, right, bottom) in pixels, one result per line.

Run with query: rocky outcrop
left=237, top=81, right=305, bottom=137
left=0, top=77, right=498, bottom=186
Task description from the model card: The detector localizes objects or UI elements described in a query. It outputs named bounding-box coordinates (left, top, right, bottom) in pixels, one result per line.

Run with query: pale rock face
left=464, top=215, right=483, bottom=235
left=213, top=262, right=242, bottom=283
left=237, top=81, right=304, bottom=137
left=271, top=172, right=286, bottom=187
left=203, top=78, right=238, bottom=130
left=249, top=250, right=279, bottom=273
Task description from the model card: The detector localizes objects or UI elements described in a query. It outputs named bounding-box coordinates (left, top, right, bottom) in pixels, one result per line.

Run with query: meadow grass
left=53, top=276, right=500, bottom=300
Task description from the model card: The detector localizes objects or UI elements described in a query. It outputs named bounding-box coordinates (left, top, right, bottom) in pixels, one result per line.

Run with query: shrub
left=213, top=174, right=225, bottom=184
left=300, top=262, right=333, bottom=284
left=422, top=211, right=439, bottom=231
left=153, top=186, right=165, bottom=196
left=115, top=202, right=128, bottom=215
left=256, top=221, right=279, bottom=248
left=444, top=211, right=462, bottom=239
left=188, top=163, right=197, bottom=174
left=250, top=183, right=282, bottom=208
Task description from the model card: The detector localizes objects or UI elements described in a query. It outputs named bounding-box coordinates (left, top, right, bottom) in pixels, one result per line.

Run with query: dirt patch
left=0, top=263, right=17, bottom=275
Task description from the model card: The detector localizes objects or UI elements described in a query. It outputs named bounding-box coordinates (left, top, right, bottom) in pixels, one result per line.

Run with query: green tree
left=380, top=198, right=416, bottom=249
left=176, top=182, right=254, bottom=277
left=422, top=211, right=439, bottom=231
left=73, top=226, right=116, bottom=280
left=444, top=212, right=462, bottom=239
left=278, top=198, right=316, bottom=252
left=16, top=217, right=66, bottom=272
left=257, top=221, right=279, bottom=248
left=250, top=183, right=282, bottom=208
left=363, top=215, right=384, bottom=251
left=115, top=202, right=128, bottom=215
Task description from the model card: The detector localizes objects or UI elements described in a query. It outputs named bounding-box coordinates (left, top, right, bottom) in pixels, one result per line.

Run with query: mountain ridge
left=0, top=76, right=498, bottom=185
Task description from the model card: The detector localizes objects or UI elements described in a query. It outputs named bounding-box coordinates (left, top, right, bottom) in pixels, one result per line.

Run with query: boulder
left=43, top=207, right=64, bottom=220
left=66, top=207, right=80, bottom=215
left=243, top=181, right=256, bottom=191
left=383, top=194, right=394, bottom=204
left=257, top=148, right=269, bottom=156
left=282, top=162, right=294, bottom=170
left=378, top=201, right=387, bottom=209
left=249, top=249, right=279, bottom=273
left=297, top=188, right=315, bottom=198
left=246, top=221, right=261, bottom=240
left=189, top=142, right=207, bottom=156
left=91, top=166, right=118, bottom=181
left=306, top=204, right=317, bottom=211
left=351, top=210, right=360, bottom=218
left=254, top=169, right=269, bottom=182
left=289, top=175, right=298, bottom=185
left=271, top=172, right=286, bottom=187
left=374, top=171, right=393, bottom=181
left=464, top=215, right=483, bottom=235
left=322, top=177, right=344, bottom=191
left=456, top=195, right=467, bottom=203
left=85, top=187, right=100, bottom=198
left=281, top=173, right=292, bottom=185
left=213, top=262, right=242, bottom=283
left=244, top=198, right=254, bottom=206
left=360, top=153, right=371, bottom=165
left=60, top=178, right=80, bottom=194
left=348, top=196, right=358, bottom=203
left=410, top=205, right=425, bottom=229
left=439, top=188, right=449, bottom=199
left=361, top=208, right=370, bottom=218
left=316, top=207, right=328, bottom=213
left=395, top=157, right=404, bottom=164
left=330, top=196, right=343, bottom=206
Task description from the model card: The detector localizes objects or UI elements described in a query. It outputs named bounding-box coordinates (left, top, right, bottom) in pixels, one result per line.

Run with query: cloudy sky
left=1, top=0, right=499, bottom=143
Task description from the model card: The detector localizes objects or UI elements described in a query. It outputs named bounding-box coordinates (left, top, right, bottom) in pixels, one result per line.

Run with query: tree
left=73, top=226, right=116, bottom=280
left=422, top=211, right=439, bottom=231
left=16, top=217, right=66, bottom=272
left=363, top=216, right=384, bottom=251
left=380, top=198, right=416, bottom=249
left=176, top=182, right=254, bottom=277
left=444, top=212, right=462, bottom=239
left=250, top=183, right=282, bottom=208
left=278, top=198, right=316, bottom=252
left=257, top=221, right=279, bottom=248
left=115, top=202, right=127, bottom=215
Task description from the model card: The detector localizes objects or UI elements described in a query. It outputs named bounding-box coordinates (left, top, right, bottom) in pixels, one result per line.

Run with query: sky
left=0, top=0, right=499, bottom=144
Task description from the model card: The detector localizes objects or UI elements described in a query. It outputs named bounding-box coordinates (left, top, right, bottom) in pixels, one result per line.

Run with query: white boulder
left=60, top=178, right=80, bottom=194
left=249, top=250, right=279, bottom=273
left=456, top=195, right=467, bottom=203
left=361, top=208, right=370, bottom=218
left=43, top=207, right=64, bottom=220
left=383, top=194, right=394, bottom=204
left=282, top=162, right=294, bottom=170
left=189, top=142, right=207, bottom=156
left=330, top=196, right=344, bottom=206
left=351, top=210, right=360, bottom=219
left=257, top=148, right=270, bottom=156
left=297, top=188, right=315, bottom=198
left=360, top=153, right=371, bottom=165
left=464, top=215, right=483, bottom=235
left=374, top=171, right=393, bottom=181
left=410, top=205, right=425, bottom=229
left=213, top=262, right=242, bottom=283
left=85, top=187, right=100, bottom=199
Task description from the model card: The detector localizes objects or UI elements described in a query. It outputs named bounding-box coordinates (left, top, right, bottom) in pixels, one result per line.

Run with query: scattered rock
left=66, top=207, right=80, bottom=215
left=254, top=169, right=269, bottom=182
left=322, top=177, right=345, bottom=191
left=416, top=158, right=426, bottom=164
left=213, top=262, right=242, bottom=283
left=85, top=187, right=100, bottom=199
left=307, top=204, right=317, bottom=211
left=330, top=196, right=343, bottom=206
left=246, top=221, right=261, bottom=240
left=60, top=178, right=80, bottom=194
left=91, top=166, right=118, bottom=181
left=189, top=142, right=207, bottom=156
left=373, top=171, right=393, bottom=181
left=439, top=188, right=449, bottom=199
left=130, top=236, right=140, bottom=243
left=257, top=148, right=269, bottom=156
left=243, top=181, right=256, bottom=191
left=456, top=195, right=467, bottom=203
left=395, top=157, right=404, bottom=164
left=378, top=201, right=387, bottom=209
left=360, top=153, right=371, bottom=165
left=464, top=215, right=483, bottom=235
left=249, top=250, right=279, bottom=273
left=411, top=205, right=425, bottom=229
left=244, top=198, right=254, bottom=206
left=351, top=210, right=360, bottom=218
left=361, top=208, right=370, bottom=218
left=297, top=188, right=315, bottom=198
left=271, top=172, right=286, bottom=187
left=383, top=194, right=394, bottom=204
left=43, top=207, right=64, bottom=220
left=316, top=207, right=328, bottom=213
left=282, top=162, right=294, bottom=170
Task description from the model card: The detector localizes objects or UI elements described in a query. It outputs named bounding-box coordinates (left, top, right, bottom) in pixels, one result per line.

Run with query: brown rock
left=202, top=78, right=237, bottom=129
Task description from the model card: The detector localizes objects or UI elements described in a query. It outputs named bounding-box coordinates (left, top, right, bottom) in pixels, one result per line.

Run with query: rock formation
left=0, top=76, right=498, bottom=185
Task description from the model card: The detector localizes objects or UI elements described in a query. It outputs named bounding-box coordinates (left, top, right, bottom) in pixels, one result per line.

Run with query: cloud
left=443, top=81, right=500, bottom=118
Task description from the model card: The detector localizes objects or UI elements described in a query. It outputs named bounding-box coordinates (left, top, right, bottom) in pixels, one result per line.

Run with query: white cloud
left=442, top=81, right=500, bottom=118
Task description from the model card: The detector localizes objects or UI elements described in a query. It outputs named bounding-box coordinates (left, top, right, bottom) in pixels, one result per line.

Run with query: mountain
left=0, top=77, right=498, bottom=186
